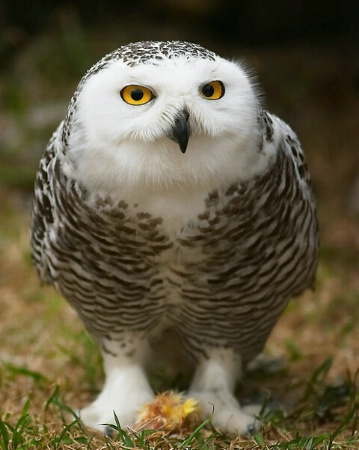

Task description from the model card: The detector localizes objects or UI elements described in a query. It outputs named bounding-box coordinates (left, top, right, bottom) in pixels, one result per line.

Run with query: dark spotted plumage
left=30, top=41, right=319, bottom=434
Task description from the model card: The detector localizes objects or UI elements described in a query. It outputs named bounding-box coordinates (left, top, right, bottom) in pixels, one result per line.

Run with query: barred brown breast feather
left=31, top=111, right=318, bottom=363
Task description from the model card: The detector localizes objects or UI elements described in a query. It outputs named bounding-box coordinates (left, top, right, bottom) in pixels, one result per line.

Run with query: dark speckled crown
left=100, top=41, right=217, bottom=67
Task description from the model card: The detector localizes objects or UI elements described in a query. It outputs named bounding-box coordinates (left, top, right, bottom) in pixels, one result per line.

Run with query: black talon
left=247, top=423, right=256, bottom=436
left=104, top=426, right=115, bottom=438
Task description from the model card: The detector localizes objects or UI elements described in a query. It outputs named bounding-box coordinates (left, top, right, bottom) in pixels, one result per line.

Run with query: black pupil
left=202, top=84, right=215, bottom=97
left=131, top=89, right=144, bottom=101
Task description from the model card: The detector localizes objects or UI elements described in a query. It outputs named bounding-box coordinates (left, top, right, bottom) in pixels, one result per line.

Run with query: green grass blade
left=180, top=417, right=212, bottom=448
left=44, top=384, right=79, bottom=420
left=0, top=419, right=10, bottom=450
left=303, top=357, right=333, bottom=401
left=331, top=397, right=359, bottom=439
left=5, top=363, right=49, bottom=384
left=45, top=384, right=61, bottom=412
left=254, top=432, right=266, bottom=446
left=103, top=412, right=135, bottom=447
left=52, top=417, right=81, bottom=450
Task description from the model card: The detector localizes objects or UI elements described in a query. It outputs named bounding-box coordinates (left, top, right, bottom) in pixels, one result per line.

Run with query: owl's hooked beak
left=169, top=111, right=190, bottom=154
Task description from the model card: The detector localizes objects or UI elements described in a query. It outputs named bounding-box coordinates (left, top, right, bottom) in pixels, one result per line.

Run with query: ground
left=0, top=25, right=358, bottom=449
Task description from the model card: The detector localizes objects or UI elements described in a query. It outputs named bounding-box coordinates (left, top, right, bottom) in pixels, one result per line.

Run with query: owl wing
left=31, top=122, right=64, bottom=284
left=261, top=111, right=319, bottom=290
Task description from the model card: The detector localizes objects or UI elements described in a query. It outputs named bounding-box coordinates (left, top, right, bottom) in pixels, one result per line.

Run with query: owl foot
left=188, top=351, right=261, bottom=435
left=189, top=389, right=261, bottom=436
left=79, top=364, right=154, bottom=433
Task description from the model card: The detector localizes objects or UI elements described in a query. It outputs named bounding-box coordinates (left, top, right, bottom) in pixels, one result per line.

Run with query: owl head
left=64, top=41, right=267, bottom=195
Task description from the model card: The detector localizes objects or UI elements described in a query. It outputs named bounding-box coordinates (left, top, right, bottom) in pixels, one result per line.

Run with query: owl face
left=66, top=44, right=267, bottom=195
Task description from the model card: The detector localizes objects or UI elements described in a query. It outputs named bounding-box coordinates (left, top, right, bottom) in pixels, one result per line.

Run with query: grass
left=0, top=369, right=357, bottom=449
left=1, top=24, right=358, bottom=449
left=0, top=192, right=357, bottom=450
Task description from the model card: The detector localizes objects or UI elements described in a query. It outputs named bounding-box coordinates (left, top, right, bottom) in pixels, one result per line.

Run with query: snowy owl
left=31, top=41, right=319, bottom=435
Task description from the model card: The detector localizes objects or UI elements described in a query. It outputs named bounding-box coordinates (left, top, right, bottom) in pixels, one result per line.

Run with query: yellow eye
left=120, top=85, right=155, bottom=105
left=200, top=81, right=225, bottom=100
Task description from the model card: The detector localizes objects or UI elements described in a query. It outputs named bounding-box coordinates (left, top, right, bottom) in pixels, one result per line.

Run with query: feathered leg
left=79, top=335, right=154, bottom=432
left=188, top=348, right=260, bottom=435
